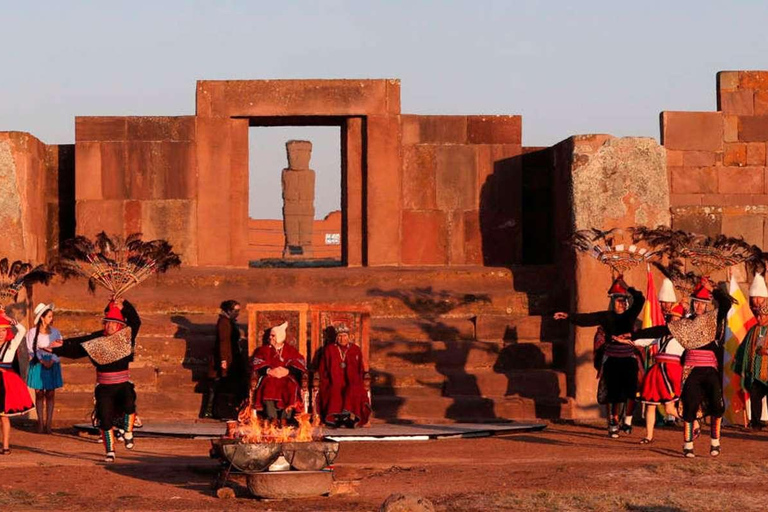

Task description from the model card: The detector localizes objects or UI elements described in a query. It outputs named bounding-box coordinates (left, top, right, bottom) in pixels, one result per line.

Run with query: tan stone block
left=739, top=116, right=768, bottom=142
left=723, top=143, right=747, bottom=166
left=721, top=214, right=764, bottom=247
left=718, top=166, right=764, bottom=194
left=739, top=71, right=768, bottom=90
left=755, top=91, right=768, bottom=115
left=724, top=115, right=739, bottom=142
left=402, top=145, right=437, bottom=210
left=718, top=71, right=740, bottom=91
left=75, top=117, right=127, bottom=142
left=720, top=89, right=754, bottom=115
left=436, top=145, right=477, bottom=210
left=401, top=210, right=447, bottom=265
left=74, top=142, right=102, bottom=200
left=747, top=142, right=767, bottom=166
left=682, top=151, right=717, bottom=167
left=666, top=150, right=684, bottom=167
left=76, top=200, right=124, bottom=237
left=669, top=166, right=717, bottom=194
left=467, top=116, right=522, bottom=144
left=661, top=111, right=723, bottom=151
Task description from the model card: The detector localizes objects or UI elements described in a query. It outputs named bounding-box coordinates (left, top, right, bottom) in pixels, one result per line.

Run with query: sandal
left=683, top=448, right=695, bottom=458
left=124, top=433, right=134, bottom=450
left=710, top=445, right=721, bottom=457
left=608, top=424, right=620, bottom=439
left=639, top=438, right=653, bottom=445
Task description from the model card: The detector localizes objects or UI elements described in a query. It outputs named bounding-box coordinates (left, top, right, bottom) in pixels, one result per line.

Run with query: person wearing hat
left=631, top=277, right=732, bottom=457
left=630, top=278, right=685, bottom=444
left=25, top=303, right=64, bottom=434
left=733, top=272, right=768, bottom=431
left=318, top=324, right=371, bottom=428
left=53, top=298, right=141, bottom=462
left=0, top=310, right=35, bottom=454
left=250, top=322, right=307, bottom=422
left=554, top=275, right=645, bottom=438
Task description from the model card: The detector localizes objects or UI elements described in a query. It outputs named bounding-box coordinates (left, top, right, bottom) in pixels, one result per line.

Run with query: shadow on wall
left=479, top=148, right=555, bottom=266
left=367, top=287, right=495, bottom=422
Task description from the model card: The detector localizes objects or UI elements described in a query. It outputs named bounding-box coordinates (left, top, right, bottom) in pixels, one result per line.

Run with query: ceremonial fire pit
left=210, top=407, right=339, bottom=499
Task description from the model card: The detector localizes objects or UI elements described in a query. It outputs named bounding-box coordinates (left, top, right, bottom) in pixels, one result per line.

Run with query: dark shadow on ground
left=103, top=453, right=219, bottom=496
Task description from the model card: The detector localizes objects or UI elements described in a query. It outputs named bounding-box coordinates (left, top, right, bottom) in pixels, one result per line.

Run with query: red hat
left=607, top=275, right=630, bottom=296
left=690, top=279, right=713, bottom=302
left=102, top=301, right=127, bottom=326
left=0, top=312, right=13, bottom=342
left=669, top=303, right=686, bottom=318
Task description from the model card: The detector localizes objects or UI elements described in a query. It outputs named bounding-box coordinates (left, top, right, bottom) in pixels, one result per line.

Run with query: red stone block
left=400, top=116, right=421, bottom=145
left=669, top=166, right=718, bottom=194
left=467, top=116, right=522, bottom=144
left=400, top=210, right=447, bottom=265
left=124, top=200, right=142, bottom=234
left=739, top=71, right=768, bottom=90
left=721, top=214, right=764, bottom=246
left=100, top=142, right=126, bottom=200
left=661, top=112, right=723, bottom=151
left=747, top=142, right=767, bottom=166
left=126, top=141, right=160, bottom=200
left=666, top=150, right=684, bottom=167
left=670, top=194, right=702, bottom=206
left=127, top=116, right=196, bottom=141
left=165, top=141, right=197, bottom=199
left=723, top=143, right=747, bottom=166
left=141, top=199, right=199, bottom=266
left=739, top=116, right=768, bottom=142
left=755, top=91, right=768, bottom=115
left=718, top=166, right=764, bottom=194
left=447, top=210, right=466, bottom=265
left=463, top=210, right=483, bottom=265
left=436, top=145, right=477, bottom=210
left=718, top=71, right=740, bottom=91
left=413, top=116, right=467, bottom=144
left=386, top=79, right=401, bottom=115
left=682, top=151, right=717, bottom=167
left=75, top=117, right=127, bottom=142
left=724, top=115, right=739, bottom=142
left=76, top=200, right=124, bottom=237
left=402, top=145, right=437, bottom=210
left=75, top=142, right=103, bottom=200
left=719, top=89, right=754, bottom=115
left=701, top=194, right=754, bottom=206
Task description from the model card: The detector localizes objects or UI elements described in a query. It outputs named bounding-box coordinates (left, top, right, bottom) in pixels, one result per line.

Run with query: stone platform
left=73, top=421, right=546, bottom=441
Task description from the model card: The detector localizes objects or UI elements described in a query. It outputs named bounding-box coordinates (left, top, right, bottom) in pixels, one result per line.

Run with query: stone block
left=463, top=210, right=482, bottom=265
left=400, top=115, right=467, bottom=144
left=661, top=111, right=723, bottom=151
left=739, top=116, right=768, bottom=142
left=76, top=200, right=124, bottom=238
left=682, top=151, right=717, bottom=167
left=75, top=117, right=127, bottom=142
left=720, top=89, right=754, bottom=115
left=739, top=71, right=768, bottom=90
left=141, top=199, right=198, bottom=266
left=124, top=200, right=142, bottom=234
left=447, top=210, right=465, bottom=265
left=436, top=145, right=477, bottom=210
left=670, top=194, right=702, bottom=206
left=669, top=166, right=718, bottom=194
left=724, top=115, right=739, bottom=142
left=747, top=142, right=767, bottom=166
left=666, top=150, right=684, bottom=167
left=402, top=145, right=437, bottom=210
left=718, top=166, right=764, bottom=194
left=718, top=71, right=740, bottom=91
left=671, top=210, right=722, bottom=237
left=386, top=79, right=401, bottom=115
left=467, top=116, right=522, bottom=144
left=721, top=214, right=764, bottom=247
left=100, top=142, right=127, bottom=199
left=400, top=210, right=447, bottom=265
left=165, top=141, right=197, bottom=199
left=701, top=194, right=755, bottom=206
left=723, top=143, right=747, bottom=166
left=74, top=142, right=102, bottom=200
left=755, top=91, right=768, bottom=115
left=126, top=116, right=196, bottom=141
left=126, top=141, right=161, bottom=200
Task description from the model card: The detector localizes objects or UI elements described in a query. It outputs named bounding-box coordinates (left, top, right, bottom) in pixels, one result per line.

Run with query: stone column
left=282, top=140, right=316, bottom=258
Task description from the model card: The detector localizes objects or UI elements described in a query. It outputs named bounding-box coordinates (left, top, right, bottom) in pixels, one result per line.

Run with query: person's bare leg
left=664, top=402, right=679, bottom=420
left=1, top=416, right=10, bottom=451
left=35, top=391, right=45, bottom=433
left=644, top=404, right=655, bottom=442
left=45, top=390, right=55, bottom=433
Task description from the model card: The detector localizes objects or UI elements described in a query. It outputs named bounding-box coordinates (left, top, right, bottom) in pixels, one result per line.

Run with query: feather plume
left=571, top=227, right=659, bottom=275
left=0, top=259, right=54, bottom=307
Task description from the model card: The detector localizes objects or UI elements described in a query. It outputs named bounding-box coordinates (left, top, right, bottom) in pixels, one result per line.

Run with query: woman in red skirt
left=0, top=311, right=35, bottom=454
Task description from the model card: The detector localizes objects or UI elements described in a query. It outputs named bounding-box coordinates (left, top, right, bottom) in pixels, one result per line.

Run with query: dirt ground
left=1, top=421, right=767, bottom=511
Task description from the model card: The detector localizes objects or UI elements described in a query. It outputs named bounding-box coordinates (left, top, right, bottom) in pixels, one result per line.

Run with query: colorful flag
left=638, top=266, right=665, bottom=370
left=723, top=274, right=757, bottom=425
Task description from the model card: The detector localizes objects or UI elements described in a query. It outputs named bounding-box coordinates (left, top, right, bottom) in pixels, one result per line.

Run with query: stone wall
left=247, top=211, right=342, bottom=261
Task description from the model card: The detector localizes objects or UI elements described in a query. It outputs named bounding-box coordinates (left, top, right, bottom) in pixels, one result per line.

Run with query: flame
left=231, top=404, right=323, bottom=443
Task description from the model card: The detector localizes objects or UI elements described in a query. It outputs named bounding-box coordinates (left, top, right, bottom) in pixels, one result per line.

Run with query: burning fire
left=232, top=405, right=323, bottom=443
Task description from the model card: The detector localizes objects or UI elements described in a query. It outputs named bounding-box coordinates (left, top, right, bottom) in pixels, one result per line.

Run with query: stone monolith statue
left=282, top=140, right=316, bottom=258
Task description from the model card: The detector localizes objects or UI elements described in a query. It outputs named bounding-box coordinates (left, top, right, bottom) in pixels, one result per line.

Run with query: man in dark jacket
left=207, top=300, right=247, bottom=419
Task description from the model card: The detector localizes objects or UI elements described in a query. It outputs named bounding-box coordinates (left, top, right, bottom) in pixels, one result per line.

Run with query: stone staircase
left=36, top=266, right=574, bottom=423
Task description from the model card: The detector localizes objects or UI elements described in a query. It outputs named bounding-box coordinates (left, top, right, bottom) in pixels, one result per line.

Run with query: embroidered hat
left=33, top=302, right=54, bottom=326
left=749, top=273, right=768, bottom=299
left=690, top=278, right=713, bottom=302
left=102, top=301, right=127, bottom=326
left=271, top=322, right=288, bottom=344
left=607, top=275, right=630, bottom=296
left=335, top=323, right=350, bottom=334
left=658, top=278, right=677, bottom=303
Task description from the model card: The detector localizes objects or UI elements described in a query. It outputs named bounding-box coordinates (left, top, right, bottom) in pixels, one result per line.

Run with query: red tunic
left=318, top=342, right=370, bottom=425
left=251, top=343, right=306, bottom=412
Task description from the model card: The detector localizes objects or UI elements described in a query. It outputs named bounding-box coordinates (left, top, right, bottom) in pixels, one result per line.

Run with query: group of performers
left=556, top=271, right=768, bottom=457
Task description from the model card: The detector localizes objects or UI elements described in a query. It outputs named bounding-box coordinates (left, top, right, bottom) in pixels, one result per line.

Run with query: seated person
left=250, top=322, right=306, bottom=422
left=318, top=324, right=371, bottom=428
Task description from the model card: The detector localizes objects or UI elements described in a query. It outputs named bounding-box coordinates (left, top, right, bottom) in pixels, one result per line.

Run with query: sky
left=2, top=1, right=767, bottom=217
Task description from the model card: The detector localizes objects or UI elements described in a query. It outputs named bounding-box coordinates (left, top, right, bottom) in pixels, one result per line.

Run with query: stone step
left=474, top=314, right=569, bottom=342
left=370, top=339, right=559, bottom=370
left=54, top=391, right=205, bottom=421
left=371, top=395, right=574, bottom=421
left=371, top=317, right=475, bottom=342
left=369, top=367, right=567, bottom=399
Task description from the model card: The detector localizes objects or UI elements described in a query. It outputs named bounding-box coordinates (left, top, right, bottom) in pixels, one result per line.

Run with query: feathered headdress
left=0, top=258, right=54, bottom=308
left=571, top=228, right=659, bottom=276
left=676, top=234, right=759, bottom=277
left=652, top=259, right=699, bottom=299
left=54, top=232, right=181, bottom=298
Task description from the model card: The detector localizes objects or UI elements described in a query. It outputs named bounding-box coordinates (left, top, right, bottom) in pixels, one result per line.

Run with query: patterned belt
left=654, top=354, right=681, bottom=364
left=684, top=350, right=718, bottom=369
left=96, top=370, right=131, bottom=385
left=604, top=344, right=636, bottom=358
left=0, top=362, right=11, bottom=370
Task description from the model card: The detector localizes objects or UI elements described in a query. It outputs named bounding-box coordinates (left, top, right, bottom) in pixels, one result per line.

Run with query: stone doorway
left=245, top=117, right=362, bottom=267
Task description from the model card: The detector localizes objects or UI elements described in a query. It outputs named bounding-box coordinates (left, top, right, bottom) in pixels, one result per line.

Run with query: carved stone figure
left=282, top=140, right=316, bottom=258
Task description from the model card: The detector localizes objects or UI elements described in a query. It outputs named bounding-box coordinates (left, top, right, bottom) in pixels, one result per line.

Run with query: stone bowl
left=280, top=441, right=340, bottom=471
left=246, top=470, right=333, bottom=499
left=211, top=439, right=282, bottom=473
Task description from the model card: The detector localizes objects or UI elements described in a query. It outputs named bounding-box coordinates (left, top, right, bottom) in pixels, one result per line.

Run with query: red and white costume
left=0, top=313, right=34, bottom=417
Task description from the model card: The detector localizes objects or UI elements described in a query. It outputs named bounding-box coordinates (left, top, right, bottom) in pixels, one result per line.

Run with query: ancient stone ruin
left=282, top=140, right=316, bottom=258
